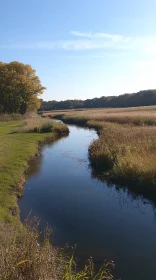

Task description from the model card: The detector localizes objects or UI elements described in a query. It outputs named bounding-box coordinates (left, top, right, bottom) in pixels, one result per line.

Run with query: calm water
left=19, top=124, right=156, bottom=280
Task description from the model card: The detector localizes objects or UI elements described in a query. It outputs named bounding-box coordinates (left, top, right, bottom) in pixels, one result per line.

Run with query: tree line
left=39, top=90, right=156, bottom=111
left=0, top=61, right=45, bottom=114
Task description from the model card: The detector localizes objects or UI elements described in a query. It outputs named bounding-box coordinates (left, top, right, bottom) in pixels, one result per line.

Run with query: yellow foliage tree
left=0, top=61, right=46, bottom=114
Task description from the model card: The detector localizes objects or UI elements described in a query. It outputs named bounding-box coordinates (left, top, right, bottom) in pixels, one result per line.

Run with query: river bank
left=0, top=118, right=69, bottom=223
left=19, top=122, right=156, bottom=280
left=43, top=108, right=156, bottom=201
left=0, top=117, right=114, bottom=280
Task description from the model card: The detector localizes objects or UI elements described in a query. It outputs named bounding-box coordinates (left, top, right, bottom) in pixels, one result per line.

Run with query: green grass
left=0, top=120, right=68, bottom=223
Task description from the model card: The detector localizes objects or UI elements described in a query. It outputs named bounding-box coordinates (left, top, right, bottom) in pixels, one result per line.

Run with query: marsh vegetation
left=43, top=105, right=156, bottom=197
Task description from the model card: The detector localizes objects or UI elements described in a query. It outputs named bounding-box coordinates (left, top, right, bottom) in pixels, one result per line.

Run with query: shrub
left=40, top=122, right=53, bottom=133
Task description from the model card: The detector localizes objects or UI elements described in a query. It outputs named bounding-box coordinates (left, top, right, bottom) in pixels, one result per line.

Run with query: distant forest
left=39, top=90, right=156, bottom=111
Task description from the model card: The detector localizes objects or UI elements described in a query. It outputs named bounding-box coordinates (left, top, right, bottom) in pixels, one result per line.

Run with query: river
left=19, top=123, right=156, bottom=280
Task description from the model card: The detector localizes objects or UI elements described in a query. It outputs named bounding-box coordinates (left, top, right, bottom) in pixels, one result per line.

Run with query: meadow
left=43, top=105, right=156, bottom=197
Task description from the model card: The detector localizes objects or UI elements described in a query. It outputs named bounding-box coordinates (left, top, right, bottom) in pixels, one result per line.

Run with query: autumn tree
left=0, top=61, right=46, bottom=114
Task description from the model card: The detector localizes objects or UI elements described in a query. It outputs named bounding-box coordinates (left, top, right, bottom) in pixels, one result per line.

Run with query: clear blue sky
left=1, top=0, right=156, bottom=101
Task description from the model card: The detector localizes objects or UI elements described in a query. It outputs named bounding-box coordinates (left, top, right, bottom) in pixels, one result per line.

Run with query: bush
left=40, top=122, right=53, bottom=133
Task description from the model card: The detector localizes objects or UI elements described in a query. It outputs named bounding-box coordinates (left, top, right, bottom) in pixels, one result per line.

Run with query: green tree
left=0, top=61, right=46, bottom=114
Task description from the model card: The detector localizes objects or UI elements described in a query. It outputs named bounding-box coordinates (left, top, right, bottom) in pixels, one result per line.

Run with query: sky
left=1, top=0, right=156, bottom=101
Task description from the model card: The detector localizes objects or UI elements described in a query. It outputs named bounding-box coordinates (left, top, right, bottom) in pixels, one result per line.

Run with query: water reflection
left=89, top=160, right=156, bottom=207
left=27, top=134, right=69, bottom=178
left=89, top=165, right=156, bottom=224
left=27, top=153, right=43, bottom=177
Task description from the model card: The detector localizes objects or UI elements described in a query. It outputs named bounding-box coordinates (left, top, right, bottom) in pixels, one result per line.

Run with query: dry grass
left=0, top=218, right=114, bottom=280
left=43, top=105, right=156, bottom=126
left=0, top=219, right=65, bottom=280
left=43, top=106, right=156, bottom=194
left=89, top=122, right=156, bottom=187
left=14, top=117, right=69, bottom=135
left=0, top=113, right=24, bottom=122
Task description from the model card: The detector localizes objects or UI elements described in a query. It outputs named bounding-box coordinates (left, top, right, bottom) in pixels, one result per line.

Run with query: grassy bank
left=43, top=106, right=156, bottom=198
left=0, top=117, right=69, bottom=223
left=0, top=116, right=114, bottom=279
